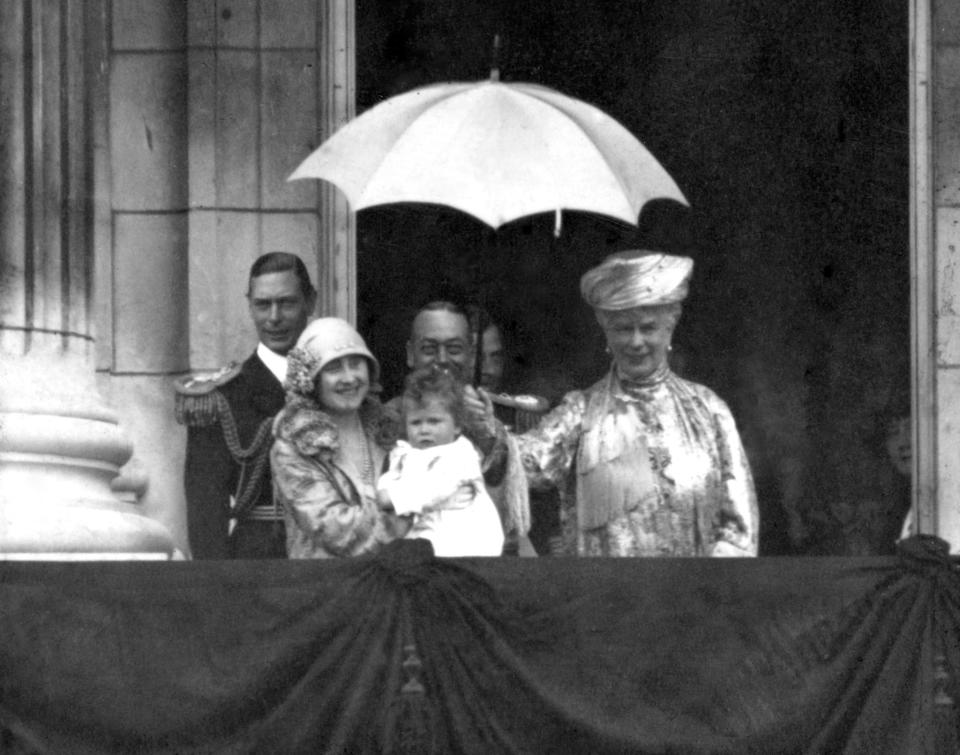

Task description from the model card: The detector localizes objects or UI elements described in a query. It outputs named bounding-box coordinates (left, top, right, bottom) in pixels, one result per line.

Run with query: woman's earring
left=605, top=346, right=612, bottom=356
left=667, top=344, right=673, bottom=353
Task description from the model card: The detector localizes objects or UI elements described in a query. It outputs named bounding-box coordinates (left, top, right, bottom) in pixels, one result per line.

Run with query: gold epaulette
left=173, top=363, right=242, bottom=427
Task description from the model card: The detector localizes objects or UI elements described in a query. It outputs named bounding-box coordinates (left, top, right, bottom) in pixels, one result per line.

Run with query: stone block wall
left=184, top=0, right=320, bottom=367
left=99, top=1, right=335, bottom=554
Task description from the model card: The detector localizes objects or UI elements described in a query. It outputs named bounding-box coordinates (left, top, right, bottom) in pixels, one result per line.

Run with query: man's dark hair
left=401, top=365, right=467, bottom=428
left=465, top=303, right=506, bottom=338
left=416, top=300, right=470, bottom=321
left=408, top=300, right=472, bottom=343
left=247, top=252, right=316, bottom=298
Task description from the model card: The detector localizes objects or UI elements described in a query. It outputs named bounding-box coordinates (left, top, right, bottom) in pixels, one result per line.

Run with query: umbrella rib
left=518, top=90, right=638, bottom=213
left=358, top=87, right=474, bottom=207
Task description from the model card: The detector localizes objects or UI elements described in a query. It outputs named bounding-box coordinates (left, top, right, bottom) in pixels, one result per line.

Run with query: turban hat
left=286, top=317, right=380, bottom=396
left=580, top=251, right=694, bottom=311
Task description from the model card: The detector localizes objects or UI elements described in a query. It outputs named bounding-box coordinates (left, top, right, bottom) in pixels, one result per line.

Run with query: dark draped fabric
left=1, top=536, right=958, bottom=754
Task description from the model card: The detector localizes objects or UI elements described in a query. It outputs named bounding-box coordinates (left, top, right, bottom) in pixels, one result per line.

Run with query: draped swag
left=1, top=537, right=958, bottom=753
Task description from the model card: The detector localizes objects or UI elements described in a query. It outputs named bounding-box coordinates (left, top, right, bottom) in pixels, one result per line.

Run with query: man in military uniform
left=176, top=252, right=316, bottom=559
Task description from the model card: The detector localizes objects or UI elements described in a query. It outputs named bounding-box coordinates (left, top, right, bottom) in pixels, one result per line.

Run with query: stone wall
left=100, top=0, right=332, bottom=554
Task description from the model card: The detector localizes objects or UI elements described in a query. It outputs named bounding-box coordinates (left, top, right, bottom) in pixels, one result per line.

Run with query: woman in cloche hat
left=516, top=250, right=759, bottom=558
left=271, top=318, right=406, bottom=558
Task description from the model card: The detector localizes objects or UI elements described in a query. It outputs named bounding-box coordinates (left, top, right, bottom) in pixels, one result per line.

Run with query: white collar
left=257, top=342, right=289, bottom=385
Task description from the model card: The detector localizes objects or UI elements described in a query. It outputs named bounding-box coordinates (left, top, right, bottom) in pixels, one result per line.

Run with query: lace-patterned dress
left=516, top=365, right=758, bottom=557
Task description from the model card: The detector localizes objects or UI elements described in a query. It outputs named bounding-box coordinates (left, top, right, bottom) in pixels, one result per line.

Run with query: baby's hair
left=402, top=366, right=467, bottom=428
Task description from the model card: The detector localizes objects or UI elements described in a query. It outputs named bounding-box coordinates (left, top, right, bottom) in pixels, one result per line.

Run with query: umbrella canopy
left=289, top=80, right=688, bottom=230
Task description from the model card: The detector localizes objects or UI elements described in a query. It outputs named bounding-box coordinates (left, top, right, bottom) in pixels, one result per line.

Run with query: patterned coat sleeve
left=708, top=394, right=760, bottom=557
left=271, top=438, right=393, bottom=558
left=515, top=391, right=587, bottom=491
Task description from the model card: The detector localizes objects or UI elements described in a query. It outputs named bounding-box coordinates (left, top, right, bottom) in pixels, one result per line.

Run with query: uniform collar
left=257, top=342, right=289, bottom=385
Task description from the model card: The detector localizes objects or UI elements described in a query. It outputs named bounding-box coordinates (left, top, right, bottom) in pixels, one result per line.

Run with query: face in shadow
left=479, top=324, right=505, bottom=392
left=884, top=416, right=911, bottom=477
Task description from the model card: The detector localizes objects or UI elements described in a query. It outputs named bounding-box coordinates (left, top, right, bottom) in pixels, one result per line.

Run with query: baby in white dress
left=377, top=367, right=504, bottom=557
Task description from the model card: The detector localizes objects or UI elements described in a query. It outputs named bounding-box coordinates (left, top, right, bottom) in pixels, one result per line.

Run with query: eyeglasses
left=416, top=339, right=467, bottom=358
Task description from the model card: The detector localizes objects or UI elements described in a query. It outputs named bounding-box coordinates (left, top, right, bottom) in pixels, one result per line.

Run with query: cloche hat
left=285, top=317, right=380, bottom=396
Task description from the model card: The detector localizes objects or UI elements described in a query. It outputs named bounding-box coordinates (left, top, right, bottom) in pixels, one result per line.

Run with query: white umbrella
left=289, top=79, right=687, bottom=233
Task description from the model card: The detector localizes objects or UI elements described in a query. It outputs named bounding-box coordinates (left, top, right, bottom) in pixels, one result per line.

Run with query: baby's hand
left=435, top=482, right=475, bottom=511
left=391, top=514, right=413, bottom=538
left=710, top=540, right=748, bottom=558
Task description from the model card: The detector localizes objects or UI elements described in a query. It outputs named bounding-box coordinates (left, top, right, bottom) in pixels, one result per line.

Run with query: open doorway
left=354, top=0, right=910, bottom=555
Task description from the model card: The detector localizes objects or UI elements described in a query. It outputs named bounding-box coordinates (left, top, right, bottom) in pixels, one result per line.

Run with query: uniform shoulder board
left=174, top=362, right=242, bottom=396
left=174, top=363, right=242, bottom=427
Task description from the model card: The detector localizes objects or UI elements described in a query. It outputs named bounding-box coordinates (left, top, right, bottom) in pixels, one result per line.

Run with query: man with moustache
left=176, top=252, right=316, bottom=559
left=388, top=301, right=531, bottom=552
left=401, top=302, right=501, bottom=467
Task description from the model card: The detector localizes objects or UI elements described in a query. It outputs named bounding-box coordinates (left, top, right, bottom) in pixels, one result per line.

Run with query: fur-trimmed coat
left=270, top=396, right=406, bottom=558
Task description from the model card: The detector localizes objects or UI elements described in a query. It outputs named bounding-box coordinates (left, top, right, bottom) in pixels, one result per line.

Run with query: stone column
left=908, top=0, right=960, bottom=551
left=318, top=0, right=357, bottom=322
left=931, top=0, right=960, bottom=549
left=0, top=0, right=174, bottom=558
left=911, top=0, right=937, bottom=536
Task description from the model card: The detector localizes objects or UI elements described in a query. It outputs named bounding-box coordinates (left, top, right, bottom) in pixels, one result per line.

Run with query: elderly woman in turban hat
left=516, top=251, right=758, bottom=557
left=270, top=318, right=406, bottom=558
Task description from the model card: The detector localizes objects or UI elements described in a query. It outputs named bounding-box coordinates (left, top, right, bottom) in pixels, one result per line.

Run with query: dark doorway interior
left=355, top=0, right=910, bottom=555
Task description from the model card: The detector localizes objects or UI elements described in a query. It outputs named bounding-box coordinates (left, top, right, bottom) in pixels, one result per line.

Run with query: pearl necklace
left=340, top=424, right=375, bottom=488
left=360, top=434, right=374, bottom=486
